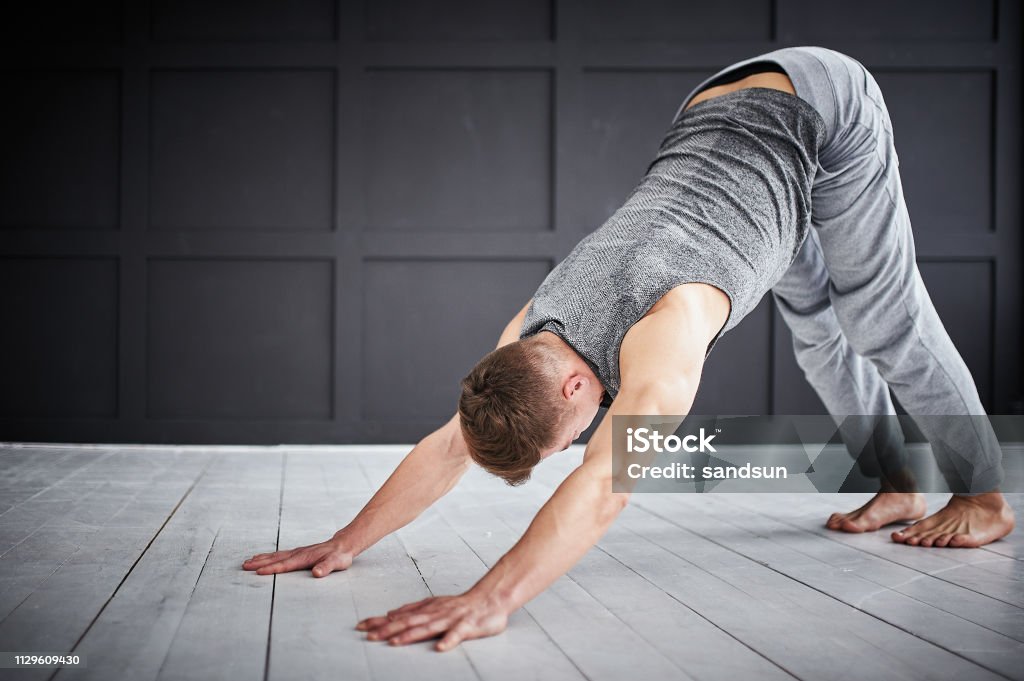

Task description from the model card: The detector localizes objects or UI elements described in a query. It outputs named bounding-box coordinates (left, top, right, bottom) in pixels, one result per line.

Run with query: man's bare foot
left=891, top=492, right=1016, bottom=548
left=826, top=492, right=927, bottom=533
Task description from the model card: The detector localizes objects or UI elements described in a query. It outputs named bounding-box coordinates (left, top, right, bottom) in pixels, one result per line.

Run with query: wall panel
left=0, top=71, right=120, bottom=230
left=0, top=258, right=119, bottom=418
left=364, top=69, right=553, bottom=233
left=0, top=0, right=1018, bottom=443
left=149, top=69, right=335, bottom=232
left=361, top=258, right=550, bottom=429
left=146, top=258, right=333, bottom=420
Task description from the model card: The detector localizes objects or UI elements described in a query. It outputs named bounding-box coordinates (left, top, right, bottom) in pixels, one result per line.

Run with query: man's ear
left=569, top=374, right=593, bottom=395
left=563, top=373, right=586, bottom=399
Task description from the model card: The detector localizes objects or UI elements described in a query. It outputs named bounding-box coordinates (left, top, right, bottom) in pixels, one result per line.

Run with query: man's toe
left=949, top=533, right=975, bottom=548
left=839, top=517, right=868, bottom=533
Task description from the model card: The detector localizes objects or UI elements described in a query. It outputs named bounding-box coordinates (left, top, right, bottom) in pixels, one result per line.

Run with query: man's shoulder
left=649, top=282, right=727, bottom=315
left=628, top=282, right=728, bottom=340
left=618, top=282, right=730, bottom=387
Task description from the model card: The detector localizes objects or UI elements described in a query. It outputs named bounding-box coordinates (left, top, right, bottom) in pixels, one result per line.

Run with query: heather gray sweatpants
left=675, top=46, right=1004, bottom=494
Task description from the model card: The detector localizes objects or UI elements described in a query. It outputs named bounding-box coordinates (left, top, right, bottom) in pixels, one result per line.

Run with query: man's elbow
left=597, top=489, right=631, bottom=525
left=575, top=464, right=632, bottom=523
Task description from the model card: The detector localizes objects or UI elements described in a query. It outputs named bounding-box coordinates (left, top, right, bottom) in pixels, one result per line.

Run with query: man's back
left=520, top=85, right=825, bottom=402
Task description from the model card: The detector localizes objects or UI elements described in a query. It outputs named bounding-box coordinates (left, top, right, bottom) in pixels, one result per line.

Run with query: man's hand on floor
left=242, top=537, right=353, bottom=577
left=356, top=591, right=509, bottom=652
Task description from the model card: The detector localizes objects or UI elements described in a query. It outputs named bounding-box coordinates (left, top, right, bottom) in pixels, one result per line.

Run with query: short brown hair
left=458, top=337, right=571, bottom=485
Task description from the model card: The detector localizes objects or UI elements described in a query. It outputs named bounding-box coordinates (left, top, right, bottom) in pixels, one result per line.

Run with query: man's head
left=458, top=331, right=605, bottom=486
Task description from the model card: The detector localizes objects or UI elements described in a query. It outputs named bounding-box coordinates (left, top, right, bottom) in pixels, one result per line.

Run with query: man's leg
left=773, top=229, right=926, bottom=531
left=810, top=58, right=1013, bottom=547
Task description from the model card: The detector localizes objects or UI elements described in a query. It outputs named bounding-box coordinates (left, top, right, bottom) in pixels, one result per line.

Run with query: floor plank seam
left=360, top=452, right=493, bottom=677
left=431, top=503, right=592, bottom=681
left=5, top=450, right=1017, bottom=681
left=345, top=566, right=375, bottom=680
left=0, top=454, right=121, bottom=559
left=189, top=527, right=220, bottom=602
left=714, top=495, right=1024, bottom=642
left=0, top=453, right=142, bottom=623
left=1, top=546, right=83, bottom=630
left=317, top=455, right=381, bottom=681
left=629, top=499, right=1011, bottom=681
left=407, top=551, right=433, bottom=598
left=453, top=465, right=1024, bottom=678
left=0, top=449, right=83, bottom=518
left=593, top=540, right=801, bottom=681
left=726, top=498, right=1024, bottom=610
left=980, top=549, right=1023, bottom=562
left=393, top=531, right=486, bottom=680
left=438, top=487, right=698, bottom=681
left=620, top=500, right=994, bottom=680
left=152, top=526, right=223, bottom=681
left=354, top=457, right=376, bottom=496
left=264, top=453, right=286, bottom=681
left=778, top=492, right=1024, bottom=566
left=53, top=454, right=215, bottom=681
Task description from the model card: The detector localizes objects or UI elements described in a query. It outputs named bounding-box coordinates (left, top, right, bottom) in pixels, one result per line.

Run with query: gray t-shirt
left=520, top=87, right=826, bottom=406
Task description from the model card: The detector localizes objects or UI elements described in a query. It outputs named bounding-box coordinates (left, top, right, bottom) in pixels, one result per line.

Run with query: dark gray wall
left=0, top=0, right=1020, bottom=444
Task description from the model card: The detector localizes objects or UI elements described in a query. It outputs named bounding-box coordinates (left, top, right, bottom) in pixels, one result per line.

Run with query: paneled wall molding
left=1, top=0, right=1019, bottom=444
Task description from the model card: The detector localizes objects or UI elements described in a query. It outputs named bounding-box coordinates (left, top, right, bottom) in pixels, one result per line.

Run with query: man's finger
left=365, top=613, right=434, bottom=641
left=389, top=618, right=452, bottom=646
left=387, top=597, right=434, bottom=617
left=244, top=552, right=297, bottom=570
left=255, top=552, right=311, bottom=575
left=246, top=552, right=274, bottom=562
left=243, top=548, right=300, bottom=565
left=436, top=620, right=472, bottom=652
left=246, top=544, right=311, bottom=563
left=356, top=595, right=444, bottom=631
left=355, top=615, right=390, bottom=631
left=311, top=559, right=333, bottom=578
left=243, top=552, right=282, bottom=566
left=243, top=554, right=286, bottom=569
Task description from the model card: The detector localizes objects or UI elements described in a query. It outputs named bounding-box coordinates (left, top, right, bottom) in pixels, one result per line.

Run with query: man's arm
left=354, top=379, right=698, bottom=648
left=356, top=286, right=721, bottom=650
left=470, top=380, right=695, bottom=606
left=242, top=300, right=533, bottom=577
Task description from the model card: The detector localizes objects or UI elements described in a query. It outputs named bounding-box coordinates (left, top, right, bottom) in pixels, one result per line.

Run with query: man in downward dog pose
left=243, top=46, right=1014, bottom=651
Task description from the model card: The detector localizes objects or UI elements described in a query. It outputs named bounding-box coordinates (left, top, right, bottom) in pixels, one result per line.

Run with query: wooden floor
left=0, top=444, right=1022, bottom=681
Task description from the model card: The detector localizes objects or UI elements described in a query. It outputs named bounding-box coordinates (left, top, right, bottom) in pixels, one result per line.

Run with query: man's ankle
left=952, top=490, right=1007, bottom=510
left=878, top=467, right=920, bottom=494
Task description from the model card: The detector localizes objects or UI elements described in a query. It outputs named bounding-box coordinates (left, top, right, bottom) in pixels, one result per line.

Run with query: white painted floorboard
left=0, top=444, right=1020, bottom=681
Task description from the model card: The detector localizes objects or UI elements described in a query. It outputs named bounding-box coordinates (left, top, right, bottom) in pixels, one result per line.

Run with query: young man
left=243, top=46, right=1015, bottom=651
